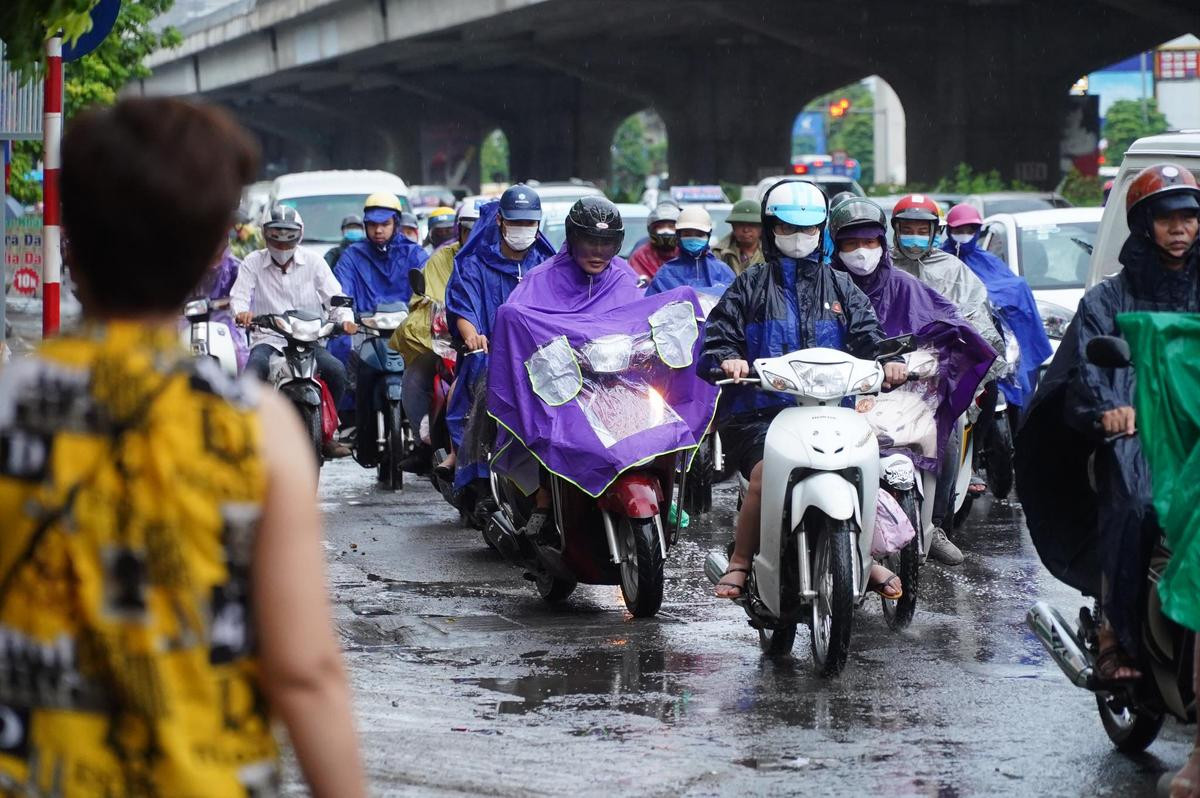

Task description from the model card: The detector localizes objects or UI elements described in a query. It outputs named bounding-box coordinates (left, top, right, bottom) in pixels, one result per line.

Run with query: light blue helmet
left=762, top=179, right=828, bottom=228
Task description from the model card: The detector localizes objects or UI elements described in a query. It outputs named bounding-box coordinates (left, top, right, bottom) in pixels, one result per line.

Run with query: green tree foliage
left=802, top=82, right=875, bottom=186
left=935, top=163, right=1035, bottom=194
left=1103, top=98, right=1170, bottom=164
left=1060, top=166, right=1105, bottom=207
left=0, top=0, right=97, bottom=79
left=7, top=0, right=180, bottom=204
left=480, top=129, right=510, bottom=185
left=610, top=110, right=667, bottom=204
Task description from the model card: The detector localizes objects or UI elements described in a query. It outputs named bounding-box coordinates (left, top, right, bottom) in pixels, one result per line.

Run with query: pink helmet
left=945, top=204, right=984, bottom=228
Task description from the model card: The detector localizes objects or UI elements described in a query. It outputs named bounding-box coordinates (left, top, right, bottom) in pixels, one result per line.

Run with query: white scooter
left=181, top=296, right=239, bottom=377
left=704, top=343, right=909, bottom=676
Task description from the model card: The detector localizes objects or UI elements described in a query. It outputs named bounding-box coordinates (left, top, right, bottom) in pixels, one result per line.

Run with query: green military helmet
left=828, top=196, right=888, bottom=240
left=726, top=198, right=762, bottom=224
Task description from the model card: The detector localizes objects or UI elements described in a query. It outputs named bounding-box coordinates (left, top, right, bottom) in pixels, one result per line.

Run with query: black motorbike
left=1027, top=335, right=1194, bottom=753
left=353, top=301, right=412, bottom=490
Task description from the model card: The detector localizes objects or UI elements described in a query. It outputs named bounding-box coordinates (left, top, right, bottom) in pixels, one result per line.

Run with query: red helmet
left=946, top=203, right=984, bottom=228
left=891, top=194, right=942, bottom=225
left=1125, top=163, right=1200, bottom=223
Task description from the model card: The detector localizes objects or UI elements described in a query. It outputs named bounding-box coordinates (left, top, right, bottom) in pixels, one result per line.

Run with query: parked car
left=523, top=179, right=605, bottom=204
left=1086, top=131, right=1200, bottom=288
left=408, top=185, right=457, bottom=213
left=269, top=170, right=411, bottom=257
left=960, top=191, right=1071, bottom=217
left=979, top=207, right=1103, bottom=359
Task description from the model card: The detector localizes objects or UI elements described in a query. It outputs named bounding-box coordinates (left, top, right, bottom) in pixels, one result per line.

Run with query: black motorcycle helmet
left=565, top=196, right=625, bottom=250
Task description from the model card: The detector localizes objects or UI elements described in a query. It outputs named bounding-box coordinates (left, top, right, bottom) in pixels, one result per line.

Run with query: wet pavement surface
left=299, top=461, right=1191, bottom=797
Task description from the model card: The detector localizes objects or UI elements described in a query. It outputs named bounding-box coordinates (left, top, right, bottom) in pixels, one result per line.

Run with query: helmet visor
left=572, top=231, right=623, bottom=259
left=364, top=208, right=397, bottom=224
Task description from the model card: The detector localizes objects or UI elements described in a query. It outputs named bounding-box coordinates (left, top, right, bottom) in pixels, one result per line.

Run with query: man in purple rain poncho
left=645, top=205, right=736, bottom=305
left=829, top=197, right=996, bottom=565
left=487, top=197, right=719, bottom=541
left=186, top=247, right=248, bottom=370
left=442, top=186, right=556, bottom=494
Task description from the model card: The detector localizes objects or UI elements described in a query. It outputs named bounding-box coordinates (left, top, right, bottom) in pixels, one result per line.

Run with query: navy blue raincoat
left=444, top=201, right=556, bottom=490
left=943, top=234, right=1052, bottom=407
left=699, top=254, right=885, bottom=420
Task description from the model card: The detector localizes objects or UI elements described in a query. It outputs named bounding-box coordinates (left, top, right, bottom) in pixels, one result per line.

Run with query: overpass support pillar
left=892, top=62, right=1070, bottom=190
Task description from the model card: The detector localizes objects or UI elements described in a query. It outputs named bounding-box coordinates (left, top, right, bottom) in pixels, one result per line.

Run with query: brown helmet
left=1125, top=163, right=1200, bottom=224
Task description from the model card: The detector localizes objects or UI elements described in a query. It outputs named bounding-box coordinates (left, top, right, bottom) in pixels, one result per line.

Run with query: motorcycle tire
left=535, top=570, right=576, bottom=603
left=881, top=489, right=921, bottom=631
left=810, top=517, right=856, bottom=677
left=377, top=400, right=404, bottom=491
left=300, top=404, right=324, bottom=469
left=1096, top=692, right=1164, bottom=753
left=618, top=517, right=664, bottom=618
left=985, top=416, right=1014, bottom=500
left=684, top=439, right=714, bottom=515
left=759, top=533, right=799, bottom=658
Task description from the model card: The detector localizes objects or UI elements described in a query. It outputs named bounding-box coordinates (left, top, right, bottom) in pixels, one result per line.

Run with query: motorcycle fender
left=597, top=473, right=662, bottom=519
left=280, top=380, right=322, bottom=407
left=789, top=471, right=859, bottom=526
left=385, top=380, right=404, bottom=401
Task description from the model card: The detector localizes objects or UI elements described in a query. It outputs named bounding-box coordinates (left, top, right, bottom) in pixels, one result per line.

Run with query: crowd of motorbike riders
left=208, top=161, right=1200, bottom=790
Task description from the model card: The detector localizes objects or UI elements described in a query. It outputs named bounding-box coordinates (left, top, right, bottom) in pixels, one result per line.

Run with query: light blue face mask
left=679, top=236, right=708, bottom=256
left=898, top=234, right=931, bottom=252
left=344, top=228, right=366, bottom=242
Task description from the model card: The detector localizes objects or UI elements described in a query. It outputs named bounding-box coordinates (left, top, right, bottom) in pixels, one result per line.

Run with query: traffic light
left=829, top=98, right=851, bottom=118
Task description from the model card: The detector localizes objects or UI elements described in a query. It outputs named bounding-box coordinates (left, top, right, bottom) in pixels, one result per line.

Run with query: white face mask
left=503, top=226, right=538, bottom=252
left=841, top=247, right=883, bottom=276
left=951, top=233, right=974, bottom=245
left=267, top=245, right=294, bottom=265
left=774, top=231, right=820, bottom=259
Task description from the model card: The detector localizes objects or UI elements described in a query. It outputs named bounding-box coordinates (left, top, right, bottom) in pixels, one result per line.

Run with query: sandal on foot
left=869, top=573, right=903, bottom=601
left=715, top=567, right=750, bottom=599
left=1095, top=644, right=1143, bottom=684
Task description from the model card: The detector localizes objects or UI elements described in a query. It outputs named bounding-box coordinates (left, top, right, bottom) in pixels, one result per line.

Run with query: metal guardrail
left=0, top=41, right=44, bottom=140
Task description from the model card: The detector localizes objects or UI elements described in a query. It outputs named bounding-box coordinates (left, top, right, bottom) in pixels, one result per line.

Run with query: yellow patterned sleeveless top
left=0, top=322, right=279, bottom=796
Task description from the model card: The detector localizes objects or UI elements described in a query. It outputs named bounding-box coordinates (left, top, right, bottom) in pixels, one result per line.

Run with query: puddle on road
left=457, top=647, right=703, bottom=724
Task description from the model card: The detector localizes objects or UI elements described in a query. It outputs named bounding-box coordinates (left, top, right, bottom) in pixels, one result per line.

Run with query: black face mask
left=649, top=231, right=677, bottom=251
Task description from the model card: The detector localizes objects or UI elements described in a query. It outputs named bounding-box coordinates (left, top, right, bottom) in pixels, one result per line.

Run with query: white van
left=268, top=170, right=411, bottom=257
left=1087, top=131, right=1200, bottom=287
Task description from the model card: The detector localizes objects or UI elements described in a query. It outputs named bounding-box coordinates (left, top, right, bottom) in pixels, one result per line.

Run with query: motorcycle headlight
left=1036, top=300, right=1074, bottom=340
left=270, top=315, right=293, bottom=336
left=789, top=361, right=852, bottom=399
left=582, top=334, right=634, bottom=373
left=183, top=299, right=209, bottom=318
left=287, top=315, right=323, bottom=342
left=362, top=311, right=408, bottom=331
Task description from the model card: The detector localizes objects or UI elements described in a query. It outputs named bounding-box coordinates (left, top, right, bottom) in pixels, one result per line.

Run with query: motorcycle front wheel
left=377, top=400, right=404, bottom=491
left=985, top=415, right=1014, bottom=499
left=811, top=517, right=856, bottom=676
left=619, top=517, right=664, bottom=618
left=881, top=489, right=921, bottom=631
left=1096, top=692, right=1164, bottom=753
left=299, top=403, right=324, bottom=469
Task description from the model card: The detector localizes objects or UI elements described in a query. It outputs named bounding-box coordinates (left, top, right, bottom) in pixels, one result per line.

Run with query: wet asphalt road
left=297, top=461, right=1190, bottom=797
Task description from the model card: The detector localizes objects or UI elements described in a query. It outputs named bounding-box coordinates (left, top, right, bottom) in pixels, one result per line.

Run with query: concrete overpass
left=133, top=0, right=1198, bottom=189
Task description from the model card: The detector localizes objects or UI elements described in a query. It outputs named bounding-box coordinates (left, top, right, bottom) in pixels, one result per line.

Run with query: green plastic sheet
left=1119, top=311, right=1200, bottom=631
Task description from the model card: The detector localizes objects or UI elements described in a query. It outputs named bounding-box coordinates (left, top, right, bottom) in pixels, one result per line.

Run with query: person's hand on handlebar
left=341, top=321, right=358, bottom=335
left=882, top=362, right=908, bottom=389
left=465, top=332, right=489, bottom=353
left=235, top=311, right=253, bottom=327
left=721, top=359, right=750, bottom=380
left=1100, top=406, right=1136, bottom=437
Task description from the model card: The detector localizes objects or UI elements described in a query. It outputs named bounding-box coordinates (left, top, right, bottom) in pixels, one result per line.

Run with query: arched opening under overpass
left=792, top=76, right=906, bottom=192
left=609, top=109, right=668, bottom=204
left=480, top=128, right=511, bottom=191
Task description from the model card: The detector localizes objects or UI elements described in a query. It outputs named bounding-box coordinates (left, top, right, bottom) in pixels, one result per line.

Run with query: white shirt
left=230, top=248, right=353, bottom=348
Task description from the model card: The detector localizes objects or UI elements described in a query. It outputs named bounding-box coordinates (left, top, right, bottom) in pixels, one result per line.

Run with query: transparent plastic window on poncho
left=648, top=300, right=700, bottom=368
left=856, top=348, right=940, bottom=457
left=526, top=327, right=686, bottom=448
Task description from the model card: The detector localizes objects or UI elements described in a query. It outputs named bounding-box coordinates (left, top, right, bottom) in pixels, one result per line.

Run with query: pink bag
left=871, top=489, right=917, bottom=558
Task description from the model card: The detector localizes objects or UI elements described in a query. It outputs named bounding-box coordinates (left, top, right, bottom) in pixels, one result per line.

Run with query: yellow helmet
left=363, top=192, right=404, bottom=213
left=427, top=206, right=456, bottom=229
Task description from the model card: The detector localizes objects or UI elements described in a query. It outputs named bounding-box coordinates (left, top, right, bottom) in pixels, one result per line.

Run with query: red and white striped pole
left=42, top=36, right=63, bottom=337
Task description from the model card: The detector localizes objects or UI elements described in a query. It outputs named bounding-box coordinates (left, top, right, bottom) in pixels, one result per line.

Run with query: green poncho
left=1119, top=311, right=1200, bottom=631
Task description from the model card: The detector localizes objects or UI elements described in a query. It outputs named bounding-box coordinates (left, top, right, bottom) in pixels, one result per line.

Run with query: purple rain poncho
left=187, top=249, right=248, bottom=370
left=486, top=249, right=719, bottom=497
left=833, top=234, right=995, bottom=470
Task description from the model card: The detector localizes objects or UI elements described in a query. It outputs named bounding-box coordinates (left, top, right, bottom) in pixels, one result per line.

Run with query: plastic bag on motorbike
left=858, top=349, right=941, bottom=469
left=871, top=488, right=917, bottom=558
